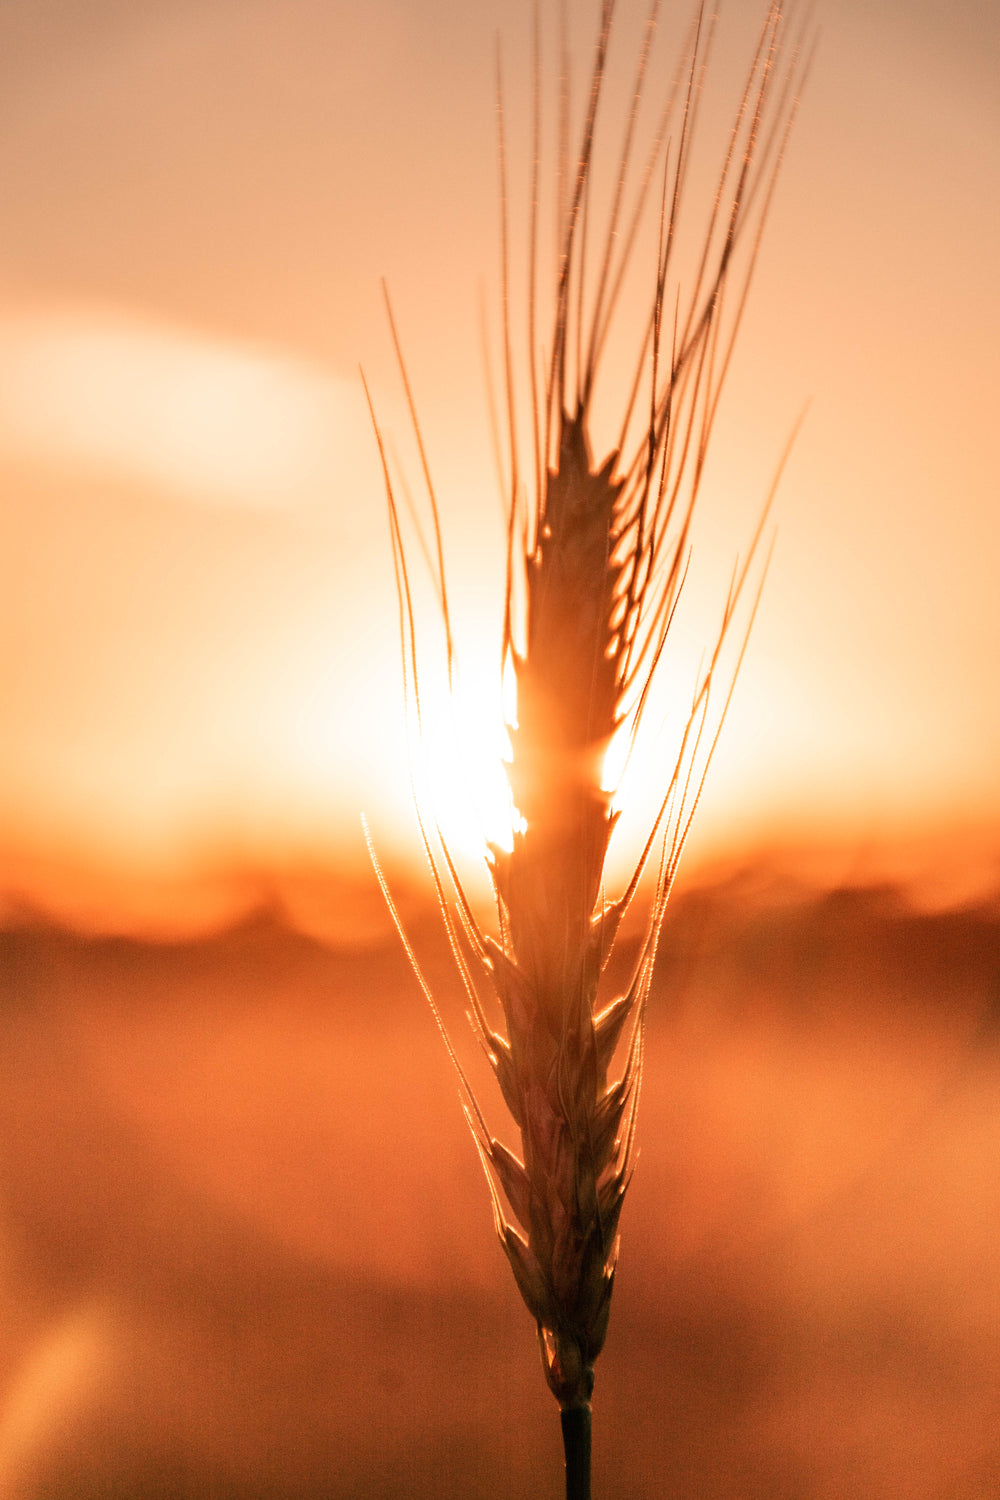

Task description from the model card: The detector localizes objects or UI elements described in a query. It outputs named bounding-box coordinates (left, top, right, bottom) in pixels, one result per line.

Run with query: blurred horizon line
left=3, top=817, right=999, bottom=947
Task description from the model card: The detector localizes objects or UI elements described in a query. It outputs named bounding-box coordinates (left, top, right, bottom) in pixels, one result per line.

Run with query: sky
left=0, top=0, right=997, bottom=934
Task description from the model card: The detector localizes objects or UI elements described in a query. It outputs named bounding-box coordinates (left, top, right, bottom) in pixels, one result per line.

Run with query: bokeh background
left=1, top=0, right=998, bottom=1495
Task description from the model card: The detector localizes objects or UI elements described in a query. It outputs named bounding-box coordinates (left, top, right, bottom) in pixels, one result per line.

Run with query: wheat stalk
left=365, top=3, right=808, bottom=1494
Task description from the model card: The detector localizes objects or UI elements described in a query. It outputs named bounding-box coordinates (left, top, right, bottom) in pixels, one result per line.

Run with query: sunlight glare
left=405, top=641, right=517, bottom=872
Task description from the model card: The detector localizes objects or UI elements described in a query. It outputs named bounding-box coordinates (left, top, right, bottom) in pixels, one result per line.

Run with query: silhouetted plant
left=366, top=3, right=808, bottom=1494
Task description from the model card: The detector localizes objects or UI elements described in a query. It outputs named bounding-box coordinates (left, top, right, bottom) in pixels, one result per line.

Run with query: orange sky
left=0, top=0, right=997, bottom=933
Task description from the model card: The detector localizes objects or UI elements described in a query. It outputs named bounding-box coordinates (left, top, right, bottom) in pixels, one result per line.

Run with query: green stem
left=561, top=1404, right=592, bottom=1500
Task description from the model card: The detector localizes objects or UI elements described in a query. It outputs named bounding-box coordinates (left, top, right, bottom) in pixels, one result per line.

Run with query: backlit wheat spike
left=368, top=2, right=808, bottom=1494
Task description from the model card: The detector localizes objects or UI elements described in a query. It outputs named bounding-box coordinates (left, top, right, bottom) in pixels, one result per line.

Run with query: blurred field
left=1, top=870, right=999, bottom=1498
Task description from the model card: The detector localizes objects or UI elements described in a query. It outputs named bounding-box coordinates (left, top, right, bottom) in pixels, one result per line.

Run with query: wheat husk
left=367, top=0, right=809, bottom=1448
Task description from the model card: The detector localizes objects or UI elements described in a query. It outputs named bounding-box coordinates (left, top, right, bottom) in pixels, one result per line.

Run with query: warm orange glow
left=0, top=308, right=361, bottom=508
left=403, top=638, right=518, bottom=865
left=0, top=0, right=995, bottom=929
left=1, top=7, right=999, bottom=1497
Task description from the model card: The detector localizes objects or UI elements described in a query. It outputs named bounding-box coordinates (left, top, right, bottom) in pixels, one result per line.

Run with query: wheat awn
left=365, top=3, right=809, bottom=1494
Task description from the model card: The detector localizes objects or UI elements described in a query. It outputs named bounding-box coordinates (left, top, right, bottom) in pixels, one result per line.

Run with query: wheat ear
left=367, top=3, right=807, bottom=1494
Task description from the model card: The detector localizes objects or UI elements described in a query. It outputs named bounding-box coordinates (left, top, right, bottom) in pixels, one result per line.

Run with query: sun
left=402, top=631, right=520, bottom=878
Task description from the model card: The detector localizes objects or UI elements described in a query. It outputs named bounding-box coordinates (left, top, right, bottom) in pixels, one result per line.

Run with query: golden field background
left=2, top=870, right=999, bottom=1498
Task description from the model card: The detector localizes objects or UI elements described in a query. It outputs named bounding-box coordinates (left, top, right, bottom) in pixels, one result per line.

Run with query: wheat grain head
left=367, top=0, right=808, bottom=1435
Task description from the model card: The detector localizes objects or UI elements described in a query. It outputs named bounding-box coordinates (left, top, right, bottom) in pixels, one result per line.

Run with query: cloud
left=0, top=304, right=360, bottom=509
